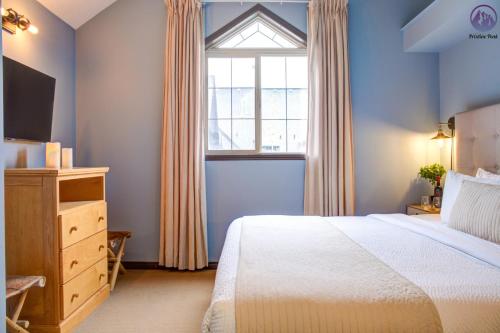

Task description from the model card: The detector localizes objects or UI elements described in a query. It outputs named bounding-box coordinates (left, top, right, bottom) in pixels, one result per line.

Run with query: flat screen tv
left=3, top=56, right=56, bottom=142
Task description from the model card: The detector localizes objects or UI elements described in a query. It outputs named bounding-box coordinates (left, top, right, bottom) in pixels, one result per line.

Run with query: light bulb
left=1, top=8, right=6, bottom=17
left=28, top=24, right=39, bottom=34
left=437, top=139, right=444, bottom=148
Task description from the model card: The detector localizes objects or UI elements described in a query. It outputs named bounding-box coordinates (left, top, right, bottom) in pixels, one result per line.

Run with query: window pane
left=208, top=88, right=231, bottom=119
left=208, top=119, right=231, bottom=150
left=286, top=88, right=307, bottom=119
left=232, top=58, right=255, bottom=88
left=273, top=34, right=296, bottom=48
left=261, top=120, right=286, bottom=152
left=232, top=88, right=255, bottom=119
left=258, top=22, right=276, bottom=39
left=235, top=32, right=281, bottom=48
left=240, top=22, right=258, bottom=39
left=232, top=119, right=255, bottom=150
left=208, top=58, right=231, bottom=88
left=261, top=57, right=285, bottom=88
left=221, top=35, right=243, bottom=48
left=262, top=88, right=286, bottom=119
left=207, top=54, right=308, bottom=154
left=286, top=57, right=308, bottom=88
left=287, top=120, right=307, bottom=153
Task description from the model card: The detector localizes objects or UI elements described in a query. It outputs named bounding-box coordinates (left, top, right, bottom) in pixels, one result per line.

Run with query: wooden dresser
left=5, top=167, right=110, bottom=333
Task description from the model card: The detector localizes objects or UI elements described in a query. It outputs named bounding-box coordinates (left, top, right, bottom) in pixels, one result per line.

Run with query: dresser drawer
left=60, top=230, right=107, bottom=283
left=61, top=258, right=108, bottom=319
left=59, top=201, right=107, bottom=249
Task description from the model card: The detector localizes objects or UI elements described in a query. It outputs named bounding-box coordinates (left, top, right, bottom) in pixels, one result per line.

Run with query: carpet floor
left=75, top=269, right=216, bottom=333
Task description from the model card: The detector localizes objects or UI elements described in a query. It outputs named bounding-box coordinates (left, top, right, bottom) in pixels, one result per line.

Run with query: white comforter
left=202, top=214, right=500, bottom=332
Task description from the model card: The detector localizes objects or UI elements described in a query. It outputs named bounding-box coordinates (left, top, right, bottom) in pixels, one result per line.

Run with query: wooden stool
left=6, top=276, right=45, bottom=333
left=108, top=231, right=132, bottom=291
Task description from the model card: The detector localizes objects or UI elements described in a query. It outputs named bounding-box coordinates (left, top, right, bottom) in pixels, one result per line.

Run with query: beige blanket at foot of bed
left=235, top=216, right=443, bottom=333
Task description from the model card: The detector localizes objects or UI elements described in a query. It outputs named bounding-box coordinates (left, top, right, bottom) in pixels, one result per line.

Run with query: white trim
left=207, top=48, right=306, bottom=56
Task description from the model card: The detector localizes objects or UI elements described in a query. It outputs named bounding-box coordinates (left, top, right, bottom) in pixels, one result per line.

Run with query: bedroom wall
left=2, top=0, right=75, bottom=168
left=76, top=0, right=440, bottom=262
left=439, top=39, right=500, bottom=121
left=349, top=0, right=441, bottom=215
left=76, top=0, right=166, bottom=261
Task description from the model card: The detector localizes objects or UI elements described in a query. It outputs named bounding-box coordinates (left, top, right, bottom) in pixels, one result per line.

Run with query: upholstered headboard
left=455, top=104, right=500, bottom=176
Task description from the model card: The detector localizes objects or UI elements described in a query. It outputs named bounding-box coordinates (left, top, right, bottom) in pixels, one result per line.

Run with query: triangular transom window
left=205, top=4, right=306, bottom=49
left=218, top=19, right=298, bottom=48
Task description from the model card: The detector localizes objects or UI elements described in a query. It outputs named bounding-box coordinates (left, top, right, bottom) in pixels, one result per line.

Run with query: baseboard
left=207, top=262, right=218, bottom=270
left=122, top=261, right=160, bottom=269
left=122, top=261, right=218, bottom=270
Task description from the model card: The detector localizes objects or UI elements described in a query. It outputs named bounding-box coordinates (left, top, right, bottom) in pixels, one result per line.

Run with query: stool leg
left=11, top=290, right=28, bottom=322
left=110, top=237, right=127, bottom=291
left=119, top=262, right=127, bottom=275
left=6, top=317, right=29, bottom=333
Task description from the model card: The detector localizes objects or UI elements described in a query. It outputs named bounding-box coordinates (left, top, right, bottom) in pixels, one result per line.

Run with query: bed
left=203, top=105, right=500, bottom=332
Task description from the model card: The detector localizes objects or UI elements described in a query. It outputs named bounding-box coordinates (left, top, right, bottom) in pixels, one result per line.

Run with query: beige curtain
left=160, top=0, right=208, bottom=270
left=304, top=0, right=355, bottom=216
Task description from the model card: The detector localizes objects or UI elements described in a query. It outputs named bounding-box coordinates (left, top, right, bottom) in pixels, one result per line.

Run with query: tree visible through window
left=206, top=7, right=307, bottom=154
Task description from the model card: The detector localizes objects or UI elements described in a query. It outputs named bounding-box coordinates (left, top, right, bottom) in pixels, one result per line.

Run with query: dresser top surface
left=5, top=167, right=109, bottom=176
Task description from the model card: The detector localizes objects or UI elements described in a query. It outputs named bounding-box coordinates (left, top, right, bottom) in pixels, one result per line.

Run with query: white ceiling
left=36, top=0, right=119, bottom=29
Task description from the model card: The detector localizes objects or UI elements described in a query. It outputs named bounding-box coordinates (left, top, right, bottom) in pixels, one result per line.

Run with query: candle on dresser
left=45, top=142, right=61, bottom=169
left=61, top=148, right=73, bottom=169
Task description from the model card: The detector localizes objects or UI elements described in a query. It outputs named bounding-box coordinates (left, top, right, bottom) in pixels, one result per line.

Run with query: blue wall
left=76, top=0, right=166, bottom=262
left=206, top=160, right=305, bottom=261
left=2, top=0, right=75, bottom=168
left=349, top=0, right=440, bottom=215
left=440, top=37, right=500, bottom=121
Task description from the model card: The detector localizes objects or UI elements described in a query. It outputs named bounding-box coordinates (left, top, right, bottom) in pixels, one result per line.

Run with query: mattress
left=203, top=214, right=500, bottom=332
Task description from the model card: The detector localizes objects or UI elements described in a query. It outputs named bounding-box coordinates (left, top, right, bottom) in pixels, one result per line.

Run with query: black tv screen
left=3, top=56, right=56, bottom=142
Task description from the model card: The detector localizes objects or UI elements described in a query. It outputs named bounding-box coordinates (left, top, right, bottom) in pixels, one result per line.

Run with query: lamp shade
left=431, top=125, right=451, bottom=140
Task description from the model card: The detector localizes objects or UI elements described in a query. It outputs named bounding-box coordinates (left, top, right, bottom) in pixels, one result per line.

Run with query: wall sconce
left=431, top=117, right=455, bottom=169
left=1, top=8, right=38, bottom=35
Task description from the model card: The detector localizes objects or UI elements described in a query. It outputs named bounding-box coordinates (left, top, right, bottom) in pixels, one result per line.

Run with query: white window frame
left=203, top=45, right=307, bottom=157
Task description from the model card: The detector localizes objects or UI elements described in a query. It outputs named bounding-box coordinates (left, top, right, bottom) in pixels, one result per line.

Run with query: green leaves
left=418, top=163, right=446, bottom=186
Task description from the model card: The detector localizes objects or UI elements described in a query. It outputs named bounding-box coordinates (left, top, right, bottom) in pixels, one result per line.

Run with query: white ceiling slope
left=36, top=0, right=118, bottom=29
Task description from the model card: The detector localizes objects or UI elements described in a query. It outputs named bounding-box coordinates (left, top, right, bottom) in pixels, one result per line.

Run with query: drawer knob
left=71, top=293, right=79, bottom=302
left=98, top=216, right=105, bottom=222
left=69, top=226, right=78, bottom=234
left=99, top=273, right=106, bottom=280
left=99, top=245, right=105, bottom=251
left=70, top=260, right=79, bottom=268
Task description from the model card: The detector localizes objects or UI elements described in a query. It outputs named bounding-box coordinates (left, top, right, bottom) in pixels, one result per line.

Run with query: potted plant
left=418, top=163, right=446, bottom=205
left=418, top=163, right=446, bottom=187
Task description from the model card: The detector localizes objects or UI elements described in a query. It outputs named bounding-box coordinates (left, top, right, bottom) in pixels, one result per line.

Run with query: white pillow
left=476, top=168, right=500, bottom=180
left=448, top=181, right=500, bottom=244
left=441, top=170, right=500, bottom=224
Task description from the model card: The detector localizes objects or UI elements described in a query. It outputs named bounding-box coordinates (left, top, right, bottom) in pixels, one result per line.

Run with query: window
left=206, top=6, right=308, bottom=156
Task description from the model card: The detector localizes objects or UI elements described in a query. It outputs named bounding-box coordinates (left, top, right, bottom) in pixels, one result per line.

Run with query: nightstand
left=406, top=204, right=440, bottom=215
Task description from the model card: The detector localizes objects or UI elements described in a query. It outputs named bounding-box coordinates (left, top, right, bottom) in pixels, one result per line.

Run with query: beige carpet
left=75, top=269, right=216, bottom=333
